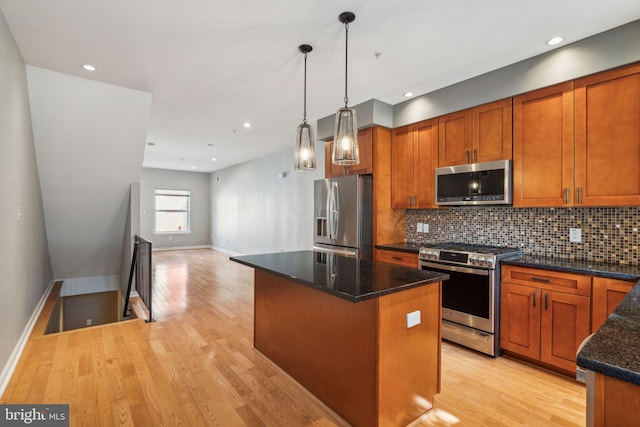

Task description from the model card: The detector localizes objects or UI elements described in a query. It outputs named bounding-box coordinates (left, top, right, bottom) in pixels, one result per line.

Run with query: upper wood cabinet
left=438, top=99, right=512, bottom=167
left=574, top=63, right=640, bottom=206
left=391, top=119, right=439, bottom=209
left=513, top=82, right=575, bottom=207
left=325, top=128, right=373, bottom=177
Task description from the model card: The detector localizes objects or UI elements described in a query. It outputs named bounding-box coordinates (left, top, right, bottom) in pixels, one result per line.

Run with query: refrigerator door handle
left=327, top=181, right=339, bottom=240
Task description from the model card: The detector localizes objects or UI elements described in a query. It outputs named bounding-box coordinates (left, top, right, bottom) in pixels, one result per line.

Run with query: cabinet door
left=414, top=119, right=439, bottom=208
left=472, top=99, right=513, bottom=163
left=349, top=128, right=374, bottom=175
left=540, top=291, right=590, bottom=373
left=325, top=129, right=374, bottom=177
left=325, top=140, right=345, bottom=177
left=513, top=83, right=574, bottom=207
left=592, top=277, right=635, bottom=332
left=391, top=126, right=415, bottom=208
left=574, top=63, right=640, bottom=206
left=500, top=283, right=540, bottom=360
left=438, top=110, right=472, bottom=167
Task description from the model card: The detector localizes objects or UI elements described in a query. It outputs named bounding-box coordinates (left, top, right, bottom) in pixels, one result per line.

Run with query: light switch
left=406, top=310, right=421, bottom=328
left=417, top=223, right=423, bottom=233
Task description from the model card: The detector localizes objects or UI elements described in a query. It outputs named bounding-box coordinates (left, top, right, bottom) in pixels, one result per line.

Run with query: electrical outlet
left=417, top=223, right=423, bottom=233
left=406, top=310, right=421, bottom=328
left=570, top=228, right=582, bottom=243
left=423, top=223, right=429, bottom=233
left=86, top=319, right=92, bottom=326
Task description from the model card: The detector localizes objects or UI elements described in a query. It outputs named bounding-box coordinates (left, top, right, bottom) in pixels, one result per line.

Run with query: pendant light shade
left=332, top=11, right=359, bottom=166
left=294, top=44, right=316, bottom=171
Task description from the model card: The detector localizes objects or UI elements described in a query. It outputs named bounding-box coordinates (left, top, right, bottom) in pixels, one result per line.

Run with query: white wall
left=140, top=168, right=211, bottom=249
left=0, top=11, right=52, bottom=386
left=211, top=147, right=325, bottom=255
left=26, top=67, right=152, bottom=281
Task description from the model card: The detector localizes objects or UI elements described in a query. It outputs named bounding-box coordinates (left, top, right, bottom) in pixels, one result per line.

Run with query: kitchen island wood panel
left=251, top=265, right=442, bottom=427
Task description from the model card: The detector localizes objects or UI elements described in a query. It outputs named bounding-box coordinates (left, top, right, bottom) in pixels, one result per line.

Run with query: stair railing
left=123, top=235, right=155, bottom=322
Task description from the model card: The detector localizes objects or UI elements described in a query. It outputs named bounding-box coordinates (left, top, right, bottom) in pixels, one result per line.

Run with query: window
left=154, top=189, right=190, bottom=233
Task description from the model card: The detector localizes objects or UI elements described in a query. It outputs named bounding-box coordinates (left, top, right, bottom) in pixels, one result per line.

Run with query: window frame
left=153, top=189, right=191, bottom=234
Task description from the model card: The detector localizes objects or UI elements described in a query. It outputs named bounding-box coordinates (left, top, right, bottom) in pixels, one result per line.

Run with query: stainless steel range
left=418, top=243, right=522, bottom=356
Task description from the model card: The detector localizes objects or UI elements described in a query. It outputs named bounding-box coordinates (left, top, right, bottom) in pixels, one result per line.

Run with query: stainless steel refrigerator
left=313, top=175, right=373, bottom=259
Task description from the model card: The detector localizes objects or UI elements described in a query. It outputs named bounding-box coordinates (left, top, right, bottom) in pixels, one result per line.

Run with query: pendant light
left=294, top=44, right=316, bottom=171
left=332, top=11, right=359, bottom=166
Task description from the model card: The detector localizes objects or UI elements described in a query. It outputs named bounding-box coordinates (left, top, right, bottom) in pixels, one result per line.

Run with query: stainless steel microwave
left=435, top=160, right=512, bottom=206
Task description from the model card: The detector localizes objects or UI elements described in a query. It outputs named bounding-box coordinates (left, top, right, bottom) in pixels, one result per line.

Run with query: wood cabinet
left=391, top=119, right=438, bottom=208
left=513, top=82, right=575, bottom=207
left=376, top=249, right=419, bottom=268
left=438, top=99, right=512, bottom=167
left=574, top=63, right=640, bottom=206
left=513, top=62, right=640, bottom=207
left=500, top=265, right=591, bottom=373
left=593, top=373, right=640, bottom=427
left=325, top=128, right=373, bottom=177
left=591, top=277, right=635, bottom=332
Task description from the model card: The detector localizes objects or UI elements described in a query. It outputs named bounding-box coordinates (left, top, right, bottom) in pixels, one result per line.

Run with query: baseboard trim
left=211, top=246, right=244, bottom=256
left=0, top=279, right=56, bottom=397
left=152, top=245, right=213, bottom=252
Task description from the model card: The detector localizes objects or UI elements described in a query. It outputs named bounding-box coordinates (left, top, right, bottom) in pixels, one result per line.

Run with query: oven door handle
left=420, top=261, right=490, bottom=276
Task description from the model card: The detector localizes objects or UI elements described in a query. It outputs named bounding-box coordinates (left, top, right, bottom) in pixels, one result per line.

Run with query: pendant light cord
left=344, top=22, right=349, bottom=107
left=303, top=51, right=308, bottom=124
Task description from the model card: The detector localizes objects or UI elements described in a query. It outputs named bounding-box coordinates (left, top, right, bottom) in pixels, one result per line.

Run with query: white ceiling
left=2, top=0, right=640, bottom=173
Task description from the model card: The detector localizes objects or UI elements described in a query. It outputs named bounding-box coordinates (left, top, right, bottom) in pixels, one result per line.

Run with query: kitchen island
left=231, top=250, right=448, bottom=427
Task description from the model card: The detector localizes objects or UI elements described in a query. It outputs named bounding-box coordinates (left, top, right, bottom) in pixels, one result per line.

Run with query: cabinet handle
left=413, top=196, right=417, bottom=207
left=465, top=150, right=470, bottom=163
left=532, top=291, right=537, bottom=308
left=544, top=293, right=549, bottom=311
left=577, top=187, right=583, bottom=204
left=530, top=276, right=551, bottom=283
left=473, top=149, right=477, bottom=163
left=564, top=188, right=569, bottom=204
left=408, top=196, right=411, bottom=207
left=392, top=256, right=403, bottom=261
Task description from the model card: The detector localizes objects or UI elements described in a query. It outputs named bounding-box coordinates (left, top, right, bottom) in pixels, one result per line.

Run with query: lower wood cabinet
left=376, top=249, right=419, bottom=268
left=500, top=265, right=591, bottom=374
left=591, top=277, right=635, bottom=332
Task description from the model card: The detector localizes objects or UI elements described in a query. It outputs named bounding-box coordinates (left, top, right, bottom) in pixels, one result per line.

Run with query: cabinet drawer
left=502, top=265, right=591, bottom=296
left=376, top=249, right=418, bottom=268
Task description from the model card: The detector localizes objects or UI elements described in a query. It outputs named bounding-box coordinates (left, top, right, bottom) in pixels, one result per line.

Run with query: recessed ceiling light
left=546, top=36, right=564, bottom=46
left=211, top=157, right=217, bottom=161
left=403, top=92, right=415, bottom=98
left=243, top=122, right=251, bottom=128
left=147, top=142, right=156, bottom=146
left=191, top=166, right=197, bottom=169
left=82, top=64, right=97, bottom=71
left=207, top=143, right=214, bottom=147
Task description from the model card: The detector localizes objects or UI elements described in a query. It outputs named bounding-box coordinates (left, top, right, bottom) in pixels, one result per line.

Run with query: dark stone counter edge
left=501, top=257, right=640, bottom=281
left=375, top=243, right=421, bottom=254
left=231, top=257, right=448, bottom=303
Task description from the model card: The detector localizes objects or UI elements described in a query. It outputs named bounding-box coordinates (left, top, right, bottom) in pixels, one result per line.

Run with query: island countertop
left=231, top=250, right=449, bottom=302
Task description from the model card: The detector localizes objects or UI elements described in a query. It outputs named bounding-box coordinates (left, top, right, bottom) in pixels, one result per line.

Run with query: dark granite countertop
left=577, top=281, right=640, bottom=385
left=502, top=255, right=640, bottom=281
left=231, top=250, right=448, bottom=303
left=375, top=242, right=422, bottom=254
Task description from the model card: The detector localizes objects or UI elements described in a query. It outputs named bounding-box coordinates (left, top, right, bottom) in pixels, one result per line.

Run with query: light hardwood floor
left=2, top=249, right=586, bottom=426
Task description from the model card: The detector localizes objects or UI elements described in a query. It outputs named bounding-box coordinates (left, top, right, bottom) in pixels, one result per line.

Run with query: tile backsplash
left=405, top=207, right=640, bottom=266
